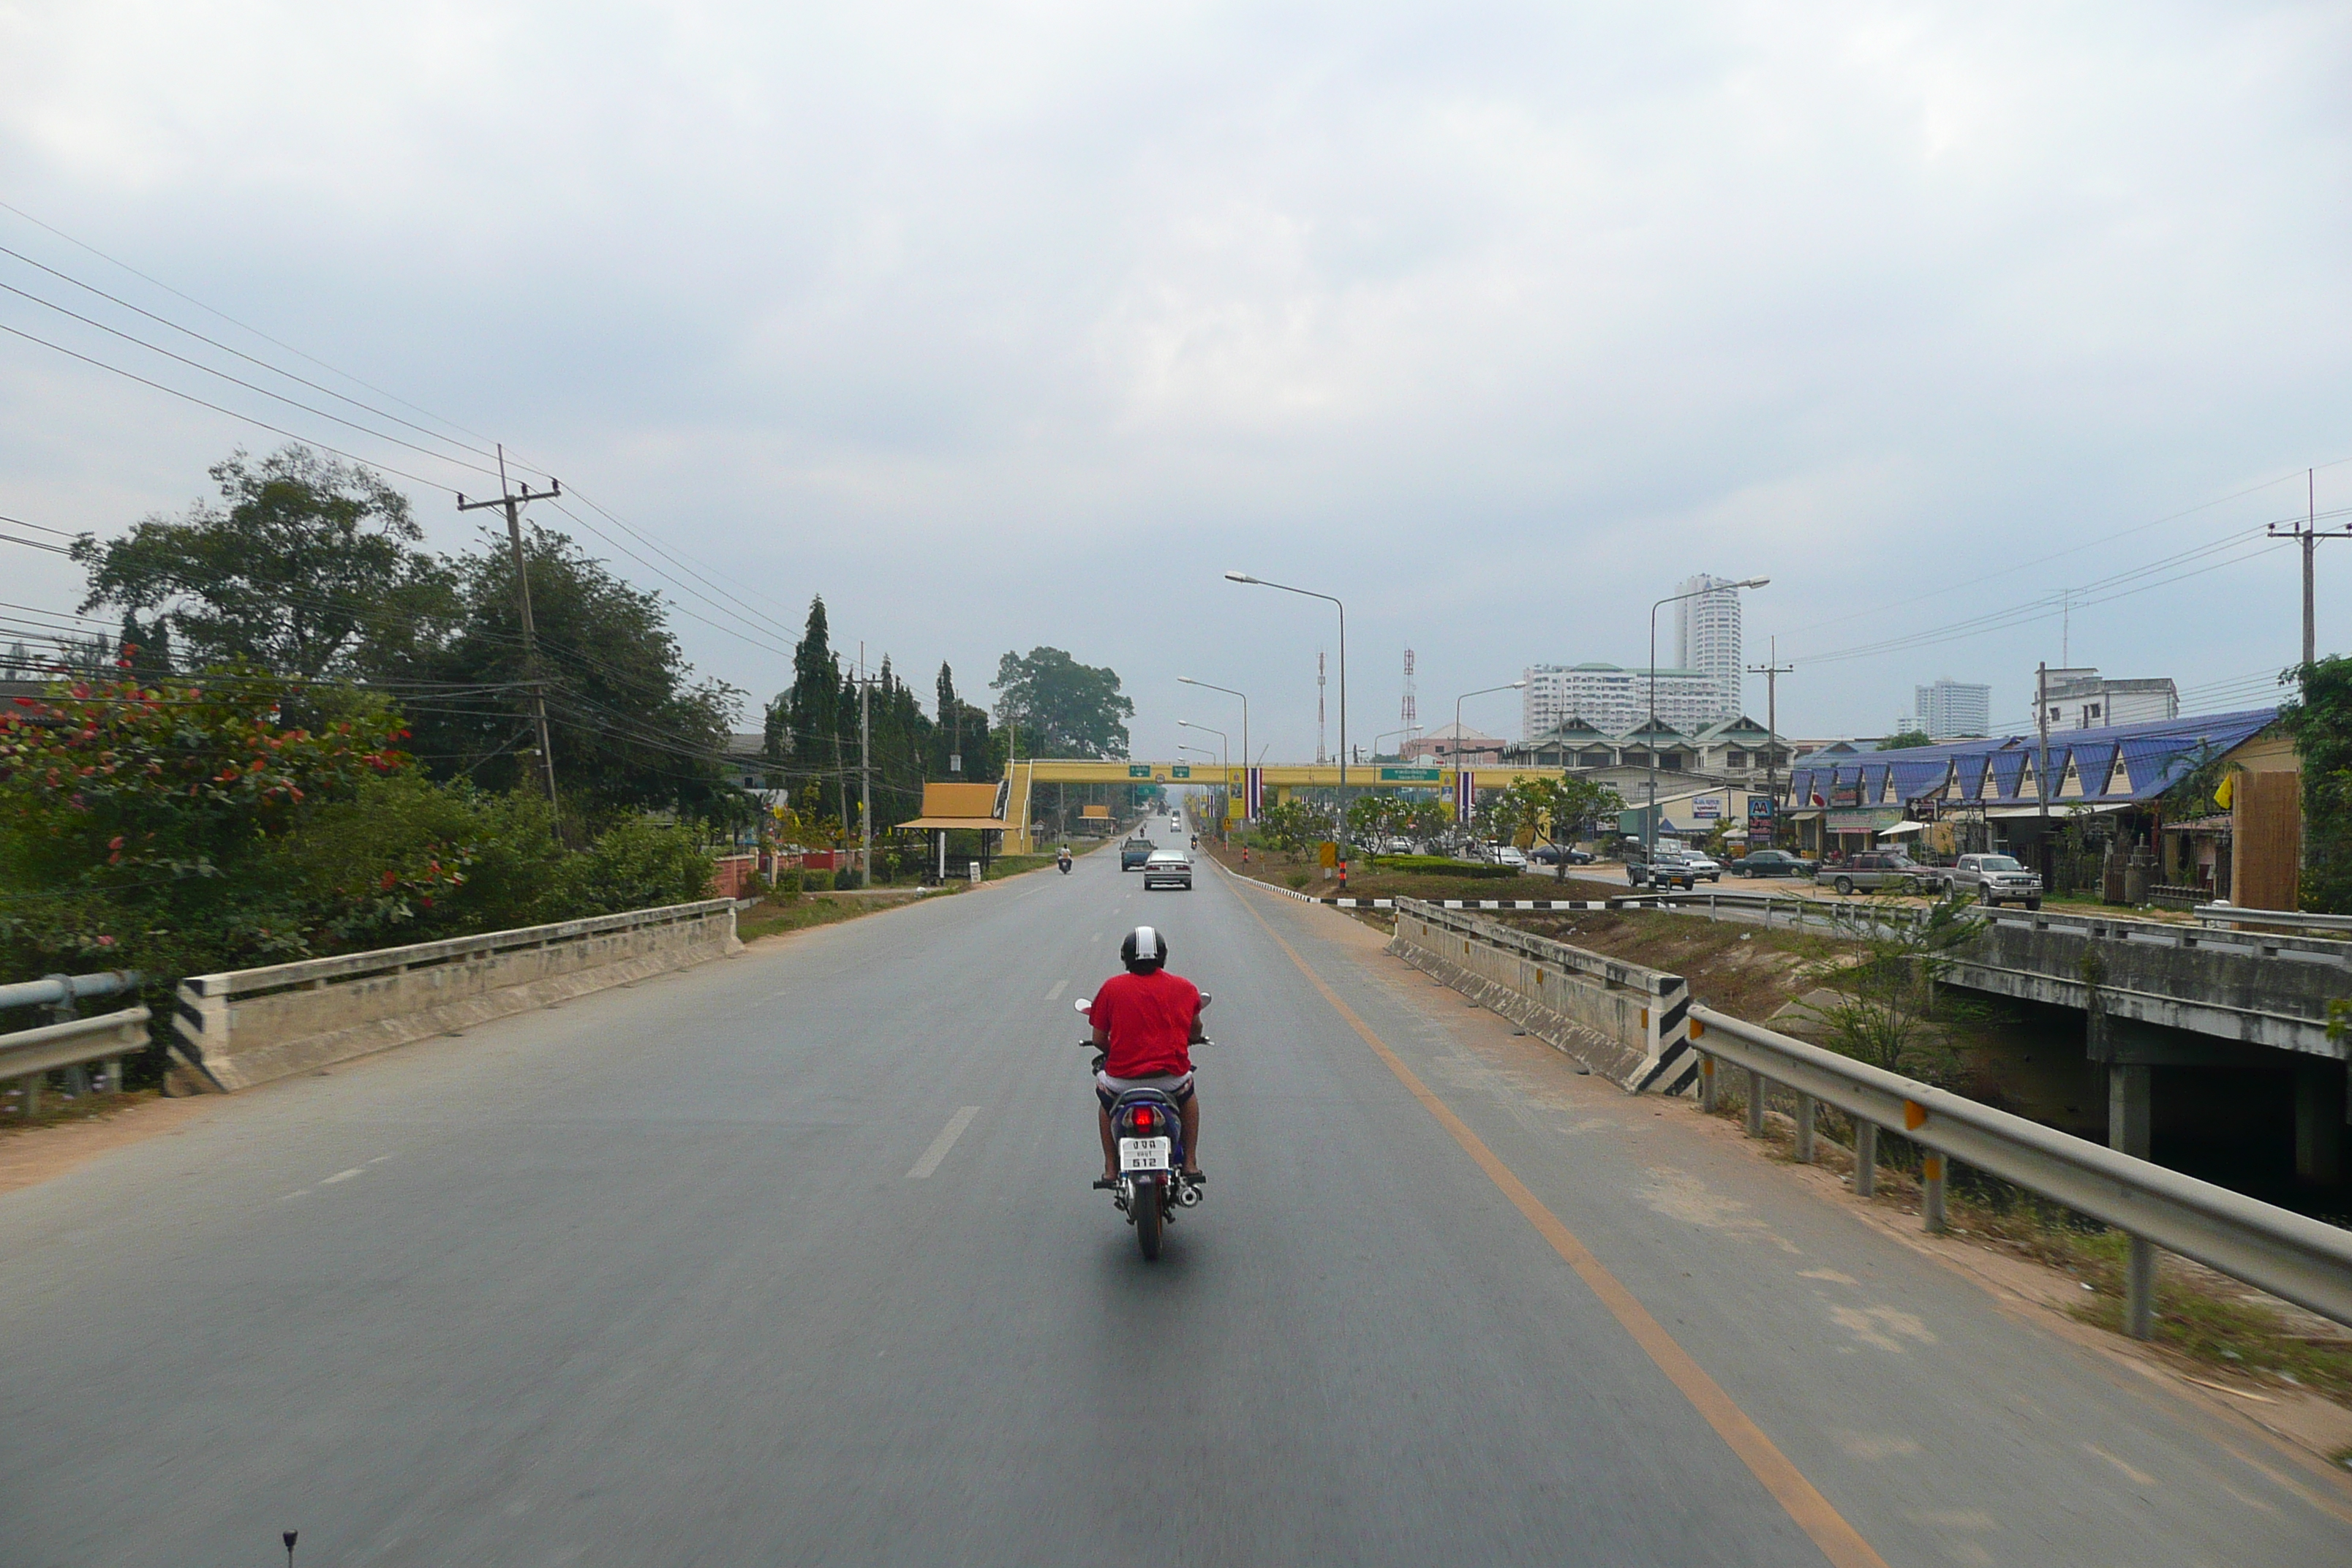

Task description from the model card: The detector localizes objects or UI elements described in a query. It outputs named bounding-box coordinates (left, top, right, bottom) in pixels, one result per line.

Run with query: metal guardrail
left=1686, top=1005, right=2352, bottom=1335
left=1, top=969, right=149, bottom=1115
left=2193, top=903, right=2352, bottom=936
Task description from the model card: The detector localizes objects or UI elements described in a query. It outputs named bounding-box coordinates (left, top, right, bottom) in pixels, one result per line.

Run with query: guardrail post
left=1744, top=1069, right=1765, bottom=1137
left=1921, top=1153, right=1947, bottom=1233
left=2124, top=1238, right=2157, bottom=1338
left=105, top=1055, right=123, bottom=1095
left=1852, top=1121, right=1877, bottom=1196
left=1699, top=1054, right=1718, bottom=1112
left=1793, top=1094, right=1815, bottom=1163
left=20, top=1071, right=40, bottom=1116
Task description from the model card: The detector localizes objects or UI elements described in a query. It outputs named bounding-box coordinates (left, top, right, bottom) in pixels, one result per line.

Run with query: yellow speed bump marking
left=1237, top=892, right=1888, bottom=1568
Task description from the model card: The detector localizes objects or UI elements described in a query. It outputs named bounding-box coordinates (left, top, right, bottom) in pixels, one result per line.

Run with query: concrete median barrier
left=1387, top=897, right=1697, bottom=1094
left=168, top=900, right=741, bottom=1093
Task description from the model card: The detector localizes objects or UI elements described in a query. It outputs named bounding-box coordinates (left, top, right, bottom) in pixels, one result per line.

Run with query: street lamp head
left=1508, top=679, right=1528, bottom=689
left=1177, top=720, right=1194, bottom=728
left=1178, top=676, right=1197, bottom=685
left=1223, top=571, right=1258, bottom=584
left=1737, top=576, right=1770, bottom=589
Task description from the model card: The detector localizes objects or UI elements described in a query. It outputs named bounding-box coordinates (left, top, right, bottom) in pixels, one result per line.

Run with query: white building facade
left=1675, top=573, right=1744, bottom=722
left=1523, top=662, right=1723, bottom=736
left=2038, top=668, right=2179, bottom=731
left=1913, top=679, right=1992, bottom=739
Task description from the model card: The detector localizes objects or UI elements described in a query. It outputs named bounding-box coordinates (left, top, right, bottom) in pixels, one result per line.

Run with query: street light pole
left=1452, top=680, right=1526, bottom=765
left=1450, top=679, right=1526, bottom=840
left=1176, top=728, right=1232, bottom=841
left=1225, top=573, right=1344, bottom=789
left=1178, top=677, right=1248, bottom=818
left=1648, top=577, right=1769, bottom=854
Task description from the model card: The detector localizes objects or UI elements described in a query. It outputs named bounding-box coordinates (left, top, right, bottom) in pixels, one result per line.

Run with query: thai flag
left=1455, top=767, right=1476, bottom=820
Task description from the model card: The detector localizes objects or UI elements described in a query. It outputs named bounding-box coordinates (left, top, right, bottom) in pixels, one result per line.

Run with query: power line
left=0, top=241, right=510, bottom=466
left=0, top=198, right=505, bottom=456
left=0, top=319, right=467, bottom=494
left=0, top=276, right=505, bottom=480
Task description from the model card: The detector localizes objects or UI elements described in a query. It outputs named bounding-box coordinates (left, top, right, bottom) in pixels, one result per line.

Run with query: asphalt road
left=2, top=838, right=2348, bottom=1565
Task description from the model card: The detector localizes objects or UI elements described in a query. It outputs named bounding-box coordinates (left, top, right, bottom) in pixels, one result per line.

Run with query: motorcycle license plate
left=1119, top=1137, right=1172, bottom=1172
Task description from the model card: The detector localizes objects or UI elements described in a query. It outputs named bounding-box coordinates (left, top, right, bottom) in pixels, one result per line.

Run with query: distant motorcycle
left=1058, top=850, right=1073, bottom=875
left=1076, top=995, right=1208, bottom=1260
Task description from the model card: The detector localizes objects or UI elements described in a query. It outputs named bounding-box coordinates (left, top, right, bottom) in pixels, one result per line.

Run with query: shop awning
left=1877, top=820, right=1929, bottom=837
left=893, top=816, right=1014, bottom=832
left=1983, top=801, right=2133, bottom=820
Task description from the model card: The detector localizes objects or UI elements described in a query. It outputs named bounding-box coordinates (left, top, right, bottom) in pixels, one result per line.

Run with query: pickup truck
left=1626, top=853, right=1700, bottom=890
left=1816, top=851, right=1926, bottom=896
left=1932, top=853, right=2043, bottom=909
left=1120, top=839, right=1156, bottom=872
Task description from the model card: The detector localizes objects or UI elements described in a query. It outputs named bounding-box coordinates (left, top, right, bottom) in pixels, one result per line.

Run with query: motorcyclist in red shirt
left=1088, top=926, right=1205, bottom=1186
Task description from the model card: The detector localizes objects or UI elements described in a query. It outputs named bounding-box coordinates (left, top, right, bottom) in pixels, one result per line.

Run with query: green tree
left=992, top=647, right=1133, bottom=758
left=1508, top=774, right=1624, bottom=879
left=412, top=525, right=741, bottom=823
left=2278, top=658, right=2352, bottom=913
left=72, top=445, right=459, bottom=680
left=1877, top=731, right=1934, bottom=751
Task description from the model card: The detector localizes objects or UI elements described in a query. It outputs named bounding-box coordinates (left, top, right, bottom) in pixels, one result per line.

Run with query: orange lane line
left=1236, top=887, right=1888, bottom=1568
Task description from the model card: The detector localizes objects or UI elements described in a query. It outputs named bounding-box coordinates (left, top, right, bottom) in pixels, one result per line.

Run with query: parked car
left=1816, top=851, right=1926, bottom=896
left=1676, top=851, right=1724, bottom=882
left=1933, top=853, right=2044, bottom=909
left=1529, top=845, right=1595, bottom=866
left=1120, top=838, right=1157, bottom=871
left=1627, top=852, right=1700, bottom=890
left=1142, top=849, right=1194, bottom=890
left=1487, top=844, right=1529, bottom=870
left=1730, top=849, right=1817, bottom=879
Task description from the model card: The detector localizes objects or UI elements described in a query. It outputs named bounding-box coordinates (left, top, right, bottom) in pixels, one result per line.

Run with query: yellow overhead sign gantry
left=996, top=758, right=1578, bottom=853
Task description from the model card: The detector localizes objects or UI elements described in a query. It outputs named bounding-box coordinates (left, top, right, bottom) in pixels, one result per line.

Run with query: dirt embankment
left=1499, top=908, right=1850, bottom=1027
left=1199, top=840, right=1624, bottom=906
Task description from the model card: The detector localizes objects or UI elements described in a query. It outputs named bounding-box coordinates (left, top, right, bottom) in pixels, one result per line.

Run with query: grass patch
left=0, top=1085, right=152, bottom=1136
left=737, top=891, right=933, bottom=941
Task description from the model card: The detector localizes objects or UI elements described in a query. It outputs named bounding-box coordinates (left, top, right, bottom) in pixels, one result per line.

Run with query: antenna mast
left=1401, top=648, right=1418, bottom=741
left=1317, top=651, right=1328, bottom=765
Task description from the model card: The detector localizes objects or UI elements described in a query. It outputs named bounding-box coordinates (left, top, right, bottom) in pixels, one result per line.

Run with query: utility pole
left=456, top=447, right=561, bottom=808
left=2036, top=660, right=2051, bottom=830
left=1748, top=638, right=1793, bottom=848
left=859, top=652, right=873, bottom=890
left=2268, top=468, right=2348, bottom=668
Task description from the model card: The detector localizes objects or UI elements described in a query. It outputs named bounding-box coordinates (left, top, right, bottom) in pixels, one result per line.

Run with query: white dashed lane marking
left=906, top=1107, right=981, bottom=1180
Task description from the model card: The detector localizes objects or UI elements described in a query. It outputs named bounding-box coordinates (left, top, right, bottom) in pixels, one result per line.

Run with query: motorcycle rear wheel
left=1133, top=1177, right=1163, bottom=1260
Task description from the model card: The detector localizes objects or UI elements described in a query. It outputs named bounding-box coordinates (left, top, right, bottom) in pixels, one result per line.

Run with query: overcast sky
left=2, top=1, right=2348, bottom=757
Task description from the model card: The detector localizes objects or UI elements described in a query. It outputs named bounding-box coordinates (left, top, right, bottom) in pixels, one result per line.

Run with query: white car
left=1488, top=844, right=1529, bottom=870
left=1676, top=851, right=1725, bottom=882
left=1142, top=850, right=1194, bottom=891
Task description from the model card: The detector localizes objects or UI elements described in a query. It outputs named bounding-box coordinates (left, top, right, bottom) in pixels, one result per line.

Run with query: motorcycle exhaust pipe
left=1175, top=1181, right=1203, bottom=1207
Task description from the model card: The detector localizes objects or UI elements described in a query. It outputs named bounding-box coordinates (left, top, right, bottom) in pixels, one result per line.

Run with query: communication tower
left=1401, top=648, right=1418, bottom=740
left=1316, top=651, right=1328, bottom=765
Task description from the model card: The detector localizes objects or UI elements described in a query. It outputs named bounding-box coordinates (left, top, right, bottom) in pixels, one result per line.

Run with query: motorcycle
left=1076, top=994, right=1209, bottom=1261
left=1058, top=851, right=1073, bottom=875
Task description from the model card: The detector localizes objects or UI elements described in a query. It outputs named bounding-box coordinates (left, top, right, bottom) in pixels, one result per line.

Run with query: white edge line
left=906, top=1106, right=982, bottom=1179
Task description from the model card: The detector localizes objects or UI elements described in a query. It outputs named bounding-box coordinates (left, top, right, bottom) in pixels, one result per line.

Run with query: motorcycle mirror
left=1074, top=998, right=1091, bottom=1013
left=1198, top=992, right=1213, bottom=1008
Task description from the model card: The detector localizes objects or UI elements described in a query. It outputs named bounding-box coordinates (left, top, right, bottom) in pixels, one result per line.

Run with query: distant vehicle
left=1817, top=851, right=1926, bottom=896
left=1934, top=853, right=2043, bottom=909
left=1626, top=851, right=1699, bottom=890
left=1142, top=849, right=1194, bottom=891
left=1487, top=844, right=1529, bottom=870
left=1379, top=836, right=1416, bottom=855
left=1730, top=849, right=1816, bottom=879
left=1529, top=845, right=1594, bottom=865
left=1676, top=850, right=1724, bottom=882
left=1120, top=839, right=1157, bottom=872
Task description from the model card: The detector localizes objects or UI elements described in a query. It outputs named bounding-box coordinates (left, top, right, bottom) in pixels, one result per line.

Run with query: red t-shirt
left=1091, top=968, right=1200, bottom=1079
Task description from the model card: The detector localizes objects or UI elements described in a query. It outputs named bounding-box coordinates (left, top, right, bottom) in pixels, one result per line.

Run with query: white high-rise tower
left=1675, top=573, right=1744, bottom=722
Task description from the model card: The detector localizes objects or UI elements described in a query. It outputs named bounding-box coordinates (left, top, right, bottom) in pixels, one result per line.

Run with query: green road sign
left=1377, top=766, right=1441, bottom=783
left=1128, top=764, right=1154, bottom=778
left=1171, top=765, right=1191, bottom=779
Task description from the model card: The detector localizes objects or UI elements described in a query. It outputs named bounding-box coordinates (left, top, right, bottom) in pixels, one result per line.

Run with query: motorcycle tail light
left=1134, top=1106, right=1154, bottom=1129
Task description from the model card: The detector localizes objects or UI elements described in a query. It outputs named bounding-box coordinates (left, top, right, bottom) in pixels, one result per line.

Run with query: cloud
left=1, top=0, right=2347, bottom=747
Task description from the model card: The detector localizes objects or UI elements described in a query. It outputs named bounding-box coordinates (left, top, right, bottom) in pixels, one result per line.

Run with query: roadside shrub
left=833, top=867, right=859, bottom=892
left=1286, top=870, right=1312, bottom=889
left=1373, top=855, right=1515, bottom=880
left=778, top=866, right=804, bottom=897
left=549, top=819, right=717, bottom=916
